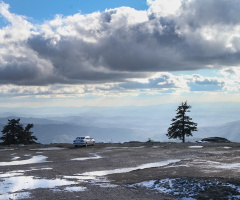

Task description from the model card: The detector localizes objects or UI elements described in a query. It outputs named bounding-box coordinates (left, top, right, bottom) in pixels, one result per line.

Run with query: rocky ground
left=0, top=142, right=240, bottom=200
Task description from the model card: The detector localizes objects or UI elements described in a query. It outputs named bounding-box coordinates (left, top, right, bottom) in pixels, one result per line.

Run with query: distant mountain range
left=0, top=116, right=239, bottom=144
left=197, top=121, right=240, bottom=142
left=0, top=116, right=160, bottom=144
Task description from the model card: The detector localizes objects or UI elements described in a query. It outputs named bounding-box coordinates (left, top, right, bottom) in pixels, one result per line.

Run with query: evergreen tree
left=0, top=118, right=37, bottom=145
left=22, top=123, right=37, bottom=145
left=167, top=101, right=197, bottom=143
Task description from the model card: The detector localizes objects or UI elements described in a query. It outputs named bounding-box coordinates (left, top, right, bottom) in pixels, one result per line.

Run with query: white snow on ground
left=64, top=186, right=87, bottom=192
left=0, top=168, right=52, bottom=178
left=206, top=160, right=240, bottom=170
left=222, top=147, right=232, bottom=149
left=1, top=192, right=31, bottom=200
left=0, top=149, right=14, bottom=151
left=128, top=178, right=240, bottom=199
left=0, top=171, right=24, bottom=178
left=80, top=159, right=180, bottom=177
left=11, top=156, right=20, bottom=160
left=188, top=146, right=203, bottom=149
left=65, top=159, right=181, bottom=188
left=104, top=147, right=129, bottom=149
left=0, top=169, right=84, bottom=200
left=71, top=154, right=102, bottom=161
left=30, top=147, right=67, bottom=151
left=0, top=155, right=50, bottom=166
left=104, top=146, right=145, bottom=150
left=0, top=176, right=78, bottom=200
left=189, top=159, right=240, bottom=170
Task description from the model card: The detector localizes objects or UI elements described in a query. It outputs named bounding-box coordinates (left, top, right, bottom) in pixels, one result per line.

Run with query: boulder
left=201, top=137, right=231, bottom=143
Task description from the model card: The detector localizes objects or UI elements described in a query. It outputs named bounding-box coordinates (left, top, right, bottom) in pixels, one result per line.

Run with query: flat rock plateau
left=0, top=142, right=240, bottom=200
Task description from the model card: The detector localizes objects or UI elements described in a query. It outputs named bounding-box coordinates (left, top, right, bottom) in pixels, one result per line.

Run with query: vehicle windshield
left=77, top=137, right=85, bottom=139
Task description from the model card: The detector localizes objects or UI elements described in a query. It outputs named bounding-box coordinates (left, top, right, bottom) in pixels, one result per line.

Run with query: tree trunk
left=182, top=112, right=185, bottom=143
left=182, top=134, right=185, bottom=143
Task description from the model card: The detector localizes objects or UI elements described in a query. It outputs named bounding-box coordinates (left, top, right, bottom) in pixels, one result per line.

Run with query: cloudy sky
left=0, top=0, right=240, bottom=109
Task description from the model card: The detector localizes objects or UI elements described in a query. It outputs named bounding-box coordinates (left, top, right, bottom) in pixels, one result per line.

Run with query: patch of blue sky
left=133, top=90, right=174, bottom=100
left=172, top=69, right=220, bottom=78
left=189, top=83, right=224, bottom=92
left=0, top=22, right=6, bottom=29
left=73, top=94, right=101, bottom=100
left=0, top=14, right=9, bottom=27
left=2, top=0, right=148, bottom=22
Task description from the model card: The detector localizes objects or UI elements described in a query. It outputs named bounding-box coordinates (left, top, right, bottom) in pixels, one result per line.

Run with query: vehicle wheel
left=92, top=142, right=95, bottom=146
left=75, top=145, right=77, bottom=148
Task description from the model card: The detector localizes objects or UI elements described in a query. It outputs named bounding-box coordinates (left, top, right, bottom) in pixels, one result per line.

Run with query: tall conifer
left=167, top=101, right=197, bottom=143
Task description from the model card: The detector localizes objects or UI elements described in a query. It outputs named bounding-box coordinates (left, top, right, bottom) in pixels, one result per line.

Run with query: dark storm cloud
left=180, top=0, right=240, bottom=26
left=27, top=35, right=151, bottom=84
left=26, top=15, right=192, bottom=85
left=96, top=19, right=187, bottom=72
left=0, top=0, right=240, bottom=86
left=0, top=51, right=58, bottom=85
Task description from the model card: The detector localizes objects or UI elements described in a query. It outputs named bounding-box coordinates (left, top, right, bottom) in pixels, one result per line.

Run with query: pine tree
left=0, top=119, right=22, bottom=145
left=167, top=101, right=197, bottom=143
left=22, top=123, right=37, bottom=145
left=0, top=118, right=37, bottom=145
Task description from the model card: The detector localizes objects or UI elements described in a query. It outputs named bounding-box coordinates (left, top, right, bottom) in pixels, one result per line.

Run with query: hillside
left=0, top=116, right=153, bottom=144
left=0, top=116, right=240, bottom=144
left=197, top=121, right=240, bottom=142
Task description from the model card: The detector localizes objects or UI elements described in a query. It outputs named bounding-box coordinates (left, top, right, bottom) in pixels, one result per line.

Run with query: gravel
left=0, top=142, right=240, bottom=200
left=129, top=177, right=240, bottom=199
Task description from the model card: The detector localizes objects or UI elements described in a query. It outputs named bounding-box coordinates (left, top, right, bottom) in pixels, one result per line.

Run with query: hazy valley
left=0, top=103, right=240, bottom=144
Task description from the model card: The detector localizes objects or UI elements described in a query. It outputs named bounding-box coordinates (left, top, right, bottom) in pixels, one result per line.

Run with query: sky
left=0, top=0, right=240, bottom=110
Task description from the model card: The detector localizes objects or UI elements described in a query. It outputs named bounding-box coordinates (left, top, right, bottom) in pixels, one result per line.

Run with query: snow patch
left=0, top=155, right=50, bottom=166
left=0, top=148, right=14, bottom=151
left=79, top=159, right=180, bottom=177
left=223, top=147, right=232, bottom=149
left=104, top=146, right=145, bottom=150
left=0, top=169, right=80, bottom=200
left=128, top=177, right=240, bottom=199
left=1, top=192, right=31, bottom=200
left=30, top=147, right=67, bottom=151
left=71, top=154, right=102, bottom=161
left=64, top=186, right=87, bottom=192
left=188, top=146, right=203, bottom=149
left=11, top=156, right=20, bottom=160
left=65, top=159, right=180, bottom=188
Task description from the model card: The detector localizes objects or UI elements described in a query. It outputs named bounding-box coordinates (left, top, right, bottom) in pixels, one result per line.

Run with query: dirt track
left=0, top=142, right=240, bottom=199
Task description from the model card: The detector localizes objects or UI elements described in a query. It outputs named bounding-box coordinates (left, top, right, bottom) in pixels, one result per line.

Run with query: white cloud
left=147, top=0, right=182, bottom=17
left=0, top=0, right=240, bottom=100
left=219, top=67, right=240, bottom=92
left=0, top=2, right=34, bottom=43
left=0, top=70, right=231, bottom=99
